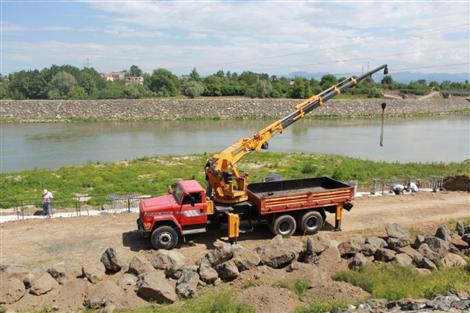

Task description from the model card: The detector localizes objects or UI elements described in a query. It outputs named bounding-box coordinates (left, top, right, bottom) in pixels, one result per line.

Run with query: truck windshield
left=173, top=184, right=184, bottom=204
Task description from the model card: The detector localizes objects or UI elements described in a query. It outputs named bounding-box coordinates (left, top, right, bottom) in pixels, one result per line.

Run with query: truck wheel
left=272, top=215, right=297, bottom=237
left=299, top=211, right=324, bottom=235
left=151, top=226, right=179, bottom=250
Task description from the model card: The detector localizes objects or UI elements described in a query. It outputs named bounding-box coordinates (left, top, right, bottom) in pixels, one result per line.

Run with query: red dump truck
left=138, top=177, right=353, bottom=249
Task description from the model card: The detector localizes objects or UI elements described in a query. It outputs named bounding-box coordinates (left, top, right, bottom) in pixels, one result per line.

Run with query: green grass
left=334, top=263, right=470, bottom=301
left=275, top=279, right=311, bottom=300
left=295, top=299, right=348, bottom=313
left=1, top=152, right=469, bottom=208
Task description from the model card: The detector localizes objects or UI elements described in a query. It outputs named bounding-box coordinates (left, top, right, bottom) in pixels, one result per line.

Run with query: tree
left=255, top=80, right=272, bottom=98
left=183, top=80, right=204, bottom=98
left=320, top=74, right=337, bottom=89
left=203, top=75, right=222, bottom=96
left=189, top=68, right=201, bottom=81
left=129, top=65, right=143, bottom=77
left=148, top=68, right=179, bottom=97
left=49, top=71, right=77, bottom=98
left=8, top=70, right=48, bottom=99
left=69, top=86, right=87, bottom=99
left=290, top=78, right=310, bottom=98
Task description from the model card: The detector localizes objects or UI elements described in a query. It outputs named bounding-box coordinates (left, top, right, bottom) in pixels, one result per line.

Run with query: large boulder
left=455, top=221, right=465, bottom=236
left=0, top=278, right=25, bottom=304
left=348, top=253, right=368, bottom=270
left=128, top=256, right=154, bottom=276
left=366, top=236, right=387, bottom=249
left=119, top=273, right=138, bottom=291
left=435, top=225, right=452, bottom=242
left=424, top=236, right=449, bottom=258
left=450, top=234, right=468, bottom=250
left=198, top=261, right=218, bottom=284
left=418, top=243, right=440, bottom=263
left=338, top=240, right=362, bottom=258
left=418, top=257, right=437, bottom=271
left=100, top=248, right=123, bottom=273
left=30, top=273, right=58, bottom=295
left=256, top=236, right=303, bottom=268
left=82, top=264, right=105, bottom=284
left=317, top=246, right=343, bottom=275
left=137, top=272, right=177, bottom=304
left=395, top=253, right=413, bottom=266
left=442, top=253, right=467, bottom=268
left=308, top=235, right=331, bottom=254
left=215, top=260, right=239, bottom=281
left=374, top=248, right=396, bottom=262
left=176, top=269, right=199, bottom=298
left=231, top=245, right=260, bottom=271
left=84, top=280, right=123, bottom=309
left=47, top=263, right=67, bottom=284
left=151, top=250, right=186, bottom=278
left=462, top=234, right=470, bottom=245
left=398, top=246, right=423, bottom=263
left=199, top=243, right=233, bottom=267
left=387, top=237, right=411, bottom=251
left=385, top=223, right=411, bottom=241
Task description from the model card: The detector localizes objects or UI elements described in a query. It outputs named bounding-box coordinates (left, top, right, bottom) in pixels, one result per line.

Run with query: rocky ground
left=1, top=97, right=469, bottom=122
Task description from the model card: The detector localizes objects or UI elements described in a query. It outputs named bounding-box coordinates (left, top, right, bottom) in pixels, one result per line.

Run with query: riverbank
left=1, top=97, right=469, bottom=122
left=1, top=152, right=469, bottom=208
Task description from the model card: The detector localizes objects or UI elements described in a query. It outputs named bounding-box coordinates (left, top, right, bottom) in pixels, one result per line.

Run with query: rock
left=387, top=237, right=410, bottom=251
left=318, top=246, right=342, bottom=275
left=256, top=237, right=303, bottom=268
left=0, top=278, right=25, bottom=304
left=30, top=273, right=58, bottom=295
left=215, top=260, right=239, bottom=281
left=84, top=280, right=123, bottom=309
left=338, top=240, right=362, bottom=257
left=418, top=257, right=437, bottom=271
left=455, top=221, right=465, bottom=236
left=199, top=244, right=233, bottom=267
left=418, top=243, right=440, bottom=263
left=398, top=246, right=423, bottom=264
left=414, top=268, right=432, bottom=275
left=231, top=246, right=260, bottom=271
left=442, top=253, right=467, bottom=267
left=119, top=273, right=137, bottom=290
left=395, top=253, right=413, bottom=266
left=366, top=236, right=387, bottom=249
left=128, top=255, right=154, bottom=276
left=103, top=303, right=116, bottom=313
left=100, top=248, right=123, bottom=273
left=349, top=253, right=368, bottom=270
left=414, top=235, right=426, bottom=248
left=462, top=234, right=470, bottom=244
left=385, top=223, right=411, bottom=241
left=137, top=272, right=176, bottom=303
left=360, top=243, right=377, bottom=257
left=47, top=263, right=66, bottom=284
left=424, top=236, right=449, bottom=258
left=374, top=248, right=396, bottom=262
left=151, top=250, right=186, bottom=278
left=0, top=264, right=30, bottom=282
left=435, top=225, right=452, bottom=241
left=450, top=234, right=469, bottom=250
left=308, top=235, right=331, bottom=254
left=176, top=269, right=200, bottom=298
left=82, top=264, right=105, bottom=284
left=198, top=261, right=218, bottom=284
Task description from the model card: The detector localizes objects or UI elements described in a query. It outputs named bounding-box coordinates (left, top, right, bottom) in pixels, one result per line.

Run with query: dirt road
left=1, top=192, right=468, bottom=273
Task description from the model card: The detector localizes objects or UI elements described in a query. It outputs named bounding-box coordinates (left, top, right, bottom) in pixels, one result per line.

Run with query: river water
left=1, top=116, right=469, bottom=172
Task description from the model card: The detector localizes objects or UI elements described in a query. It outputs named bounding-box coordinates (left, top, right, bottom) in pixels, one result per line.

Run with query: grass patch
left=296, top=299, right=348, bottom=313
left=334, top=263, right=470, bottom=301
left=275, top=279, right=311, bottom=300
left=1, top=152, right=469, bottom=208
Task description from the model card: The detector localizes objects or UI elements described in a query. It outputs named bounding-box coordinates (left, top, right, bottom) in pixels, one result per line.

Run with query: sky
left=2, top=0, right=469, bottom=76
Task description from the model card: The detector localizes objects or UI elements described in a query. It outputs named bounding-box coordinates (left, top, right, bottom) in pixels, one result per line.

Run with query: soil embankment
left=1, top=98, right=469, bottom=122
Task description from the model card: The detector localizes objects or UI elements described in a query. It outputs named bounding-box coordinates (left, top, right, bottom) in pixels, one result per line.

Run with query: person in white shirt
left=42, top=189, right=53, bottom=217
left=409, top=182, right=419, bottom=193
left=392, top=184, right=405, bottom=195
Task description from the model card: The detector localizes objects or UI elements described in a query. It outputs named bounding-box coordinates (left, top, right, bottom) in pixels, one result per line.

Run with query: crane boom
left=206, top=64, right=389, bottom=204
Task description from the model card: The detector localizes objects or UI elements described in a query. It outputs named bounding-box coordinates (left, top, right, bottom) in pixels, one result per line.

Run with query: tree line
left=0, top=64, right=468, bottom=100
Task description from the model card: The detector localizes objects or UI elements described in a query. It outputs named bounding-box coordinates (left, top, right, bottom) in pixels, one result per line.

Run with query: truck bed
left=247, top=177, right=353, bottom=214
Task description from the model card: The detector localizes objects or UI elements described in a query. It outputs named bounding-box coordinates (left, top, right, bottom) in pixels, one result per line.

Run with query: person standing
left=42, top=189, right=53, bottom=217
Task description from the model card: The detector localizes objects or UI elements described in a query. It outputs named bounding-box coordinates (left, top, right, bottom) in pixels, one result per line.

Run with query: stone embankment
left=1, top=98, right=469, bottom=122
left=1, top=221, right=469, bottom=312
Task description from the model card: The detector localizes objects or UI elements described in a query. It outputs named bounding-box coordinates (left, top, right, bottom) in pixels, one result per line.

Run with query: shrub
left=275, top=279, right=310, bottom=300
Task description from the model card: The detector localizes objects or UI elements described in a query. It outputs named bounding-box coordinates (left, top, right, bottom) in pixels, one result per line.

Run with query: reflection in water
left=1, top=117, right=469, bottom=172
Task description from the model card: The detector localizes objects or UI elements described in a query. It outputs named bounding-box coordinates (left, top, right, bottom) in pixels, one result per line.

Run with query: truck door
left=178, top=192, right=208, bottom=227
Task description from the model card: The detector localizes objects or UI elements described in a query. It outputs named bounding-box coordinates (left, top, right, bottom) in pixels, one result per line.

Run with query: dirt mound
left=307, top=280, right=369, bottom=303
left=237, top=286, right=301, bottom=313
left=444, top=175, right=470, bottom=191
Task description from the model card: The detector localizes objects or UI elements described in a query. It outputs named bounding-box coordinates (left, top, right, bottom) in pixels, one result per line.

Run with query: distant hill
left=287, top=71, right=469, bottom=83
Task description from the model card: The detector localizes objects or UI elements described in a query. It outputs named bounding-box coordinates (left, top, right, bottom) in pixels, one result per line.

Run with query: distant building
left=100, top=71, right=126, bottom=81
left=125, top=76, right=144, bottom=86
left=180, top=74, right=190, bottom=80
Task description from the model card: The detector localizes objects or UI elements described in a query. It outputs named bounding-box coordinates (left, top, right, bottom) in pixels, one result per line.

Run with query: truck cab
left=137, top=180, right=212, bottom=249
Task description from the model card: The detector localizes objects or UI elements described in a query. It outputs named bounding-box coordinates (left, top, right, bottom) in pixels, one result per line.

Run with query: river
left=1, top=116, right=469, bottom=172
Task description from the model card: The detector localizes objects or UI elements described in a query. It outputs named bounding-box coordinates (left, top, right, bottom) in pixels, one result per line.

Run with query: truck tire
left=299, top=211, right=324, bottom=235
left=272, top=214, right=297, bottom=237
left=151, top=226, right=179, bottom=250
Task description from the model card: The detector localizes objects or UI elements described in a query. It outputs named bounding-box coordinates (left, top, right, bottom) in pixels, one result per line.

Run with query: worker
left=391, top=183, right=405, bottom=195
left=42, top=189, right=53, bottom=217
left=409, top=182, right=419, bottom=193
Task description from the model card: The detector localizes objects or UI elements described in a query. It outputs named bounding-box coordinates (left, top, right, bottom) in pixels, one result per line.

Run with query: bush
left=183, top=81, right=205, bottom=98
left=275, top=279, right=310, bottom=300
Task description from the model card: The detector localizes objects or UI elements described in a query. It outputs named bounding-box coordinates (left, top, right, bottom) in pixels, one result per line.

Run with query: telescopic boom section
left=206, top=64, right=389, bottom=204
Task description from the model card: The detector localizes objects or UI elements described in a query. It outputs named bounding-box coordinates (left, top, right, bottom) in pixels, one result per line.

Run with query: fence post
left=128, top=198, right=131, bottom=213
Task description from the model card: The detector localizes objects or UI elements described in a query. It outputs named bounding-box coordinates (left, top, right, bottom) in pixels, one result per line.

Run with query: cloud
left=3, top=1, right=469, bottom=74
